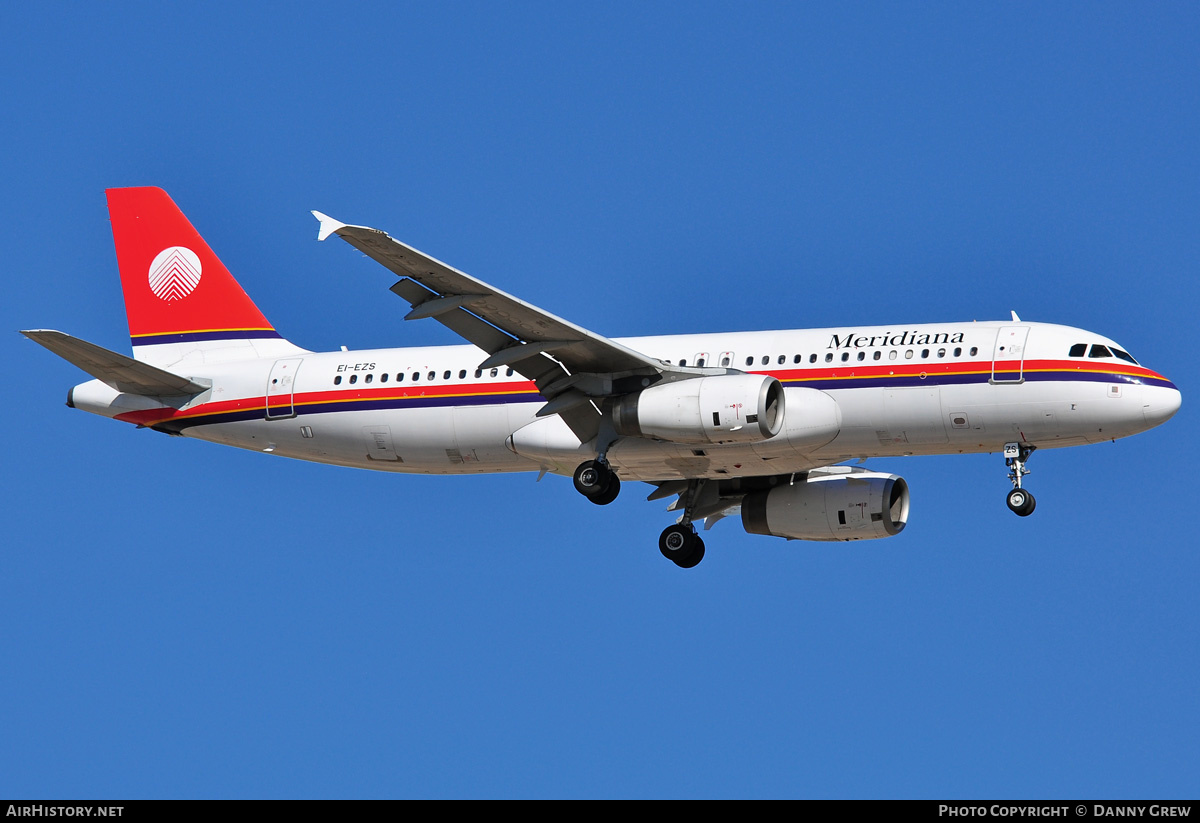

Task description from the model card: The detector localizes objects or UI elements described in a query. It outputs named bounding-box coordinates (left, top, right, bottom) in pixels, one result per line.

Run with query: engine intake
left=612, top=374, right=785, bottom=445
left=741, top=472, right=909, bottom=541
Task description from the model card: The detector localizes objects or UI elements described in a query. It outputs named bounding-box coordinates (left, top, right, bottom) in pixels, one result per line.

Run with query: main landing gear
left=573, top=459, right=621, bottom=506
left=1004, top=442, right=1037, bottom=517
left=571, top=459, right=707, bottom=569
left=659, top=523, right=705, bottom=568
left=657, top=478, right=707, bottom=568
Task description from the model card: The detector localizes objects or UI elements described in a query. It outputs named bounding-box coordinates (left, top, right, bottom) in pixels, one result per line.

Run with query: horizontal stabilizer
left=21, top=330, right=208, bottom=397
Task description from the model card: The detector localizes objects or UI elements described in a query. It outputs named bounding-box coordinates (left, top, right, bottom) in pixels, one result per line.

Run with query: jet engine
left=611, top=374, right=784, bottom=445
left=741, top=471, right=909, bottom=541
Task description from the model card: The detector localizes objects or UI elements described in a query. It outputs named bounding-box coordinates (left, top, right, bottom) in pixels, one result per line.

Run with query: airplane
left=23, top=187, right=1181, bottom=568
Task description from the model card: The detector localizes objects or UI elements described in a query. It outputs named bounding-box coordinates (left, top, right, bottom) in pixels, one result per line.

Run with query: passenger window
left=696, top=358, right=705, bottom=367
left=937, top=348, right=946, bottom=358
left=777, top=355, right=785, bottom=365
left=953, top=347, right=962, bottom=357
left=380, top=373, right=388, bottom=383
left=333, top=375, right=342, bottom=385
left=1069, top=343, right=1087, bottom=357
left=679, top=359, right=687, bottom=367
left=905, top=350, right=913, bottom=359
left=745, top=356, right=754, bottom=366
left=857, top=351, right=865, bottom=361
left=761, top=356, right=769, bottom=366
left=793, top=354, right=802, bottom=364
left=365, top=374, right=373, bottom=384
left=490, top=368, right=499, bottom=377
left=1089, top=345, right=1112, bottom=358
left=841, top=352, right=849, bottom=362
left=969, top=347, right=978, bottom=356
left=921, top=349, right=930, bottom=359
left=474, top=369, right=482, bottom=378
left=825, top=353, right=833, bottom=363
left=443, top=370, right=451, bottom=380
left=412, top=372, right=419, bottom=382
left=459, top=369, right=467, bottom=379
left=349, top=374, right=357, bottom=384
left=810, top=354, right=817, bottom=364
left=506, top=368, right=514, bottom=376
left=720, top=356, right=730, bottom=367
left=397, top=373, right=404, bottom=382
left=873, top=351, right=881, bottom=361
left=889, top=350, right=898, bottom=361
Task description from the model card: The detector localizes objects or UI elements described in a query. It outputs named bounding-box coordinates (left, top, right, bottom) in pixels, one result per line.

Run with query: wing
left=312, top=211, right=714, bottom=442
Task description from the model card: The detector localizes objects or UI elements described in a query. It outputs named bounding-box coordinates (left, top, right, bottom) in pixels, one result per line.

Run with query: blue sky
left=2, top=2, right=1196, bottom=798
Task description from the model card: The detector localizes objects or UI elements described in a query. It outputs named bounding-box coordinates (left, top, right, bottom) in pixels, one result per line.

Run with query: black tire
left=659, top=524, right=694, bottom=560
left=1018, top=490, right=1036, bottom=516
left=573, top=460, right=610, bottom=498
left=1007, top=488, right=1036, bottom=516
left=659, top=524, right=704, bottom=567
left=589, top=473, right=621, bottom=506
left=676, top=537, right=705, bottom=568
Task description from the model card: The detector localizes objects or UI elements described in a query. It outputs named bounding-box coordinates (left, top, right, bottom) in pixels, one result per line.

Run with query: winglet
left=311, top=210, right=347, bottom=242
left=1011, top=310, right=1022, bottom=322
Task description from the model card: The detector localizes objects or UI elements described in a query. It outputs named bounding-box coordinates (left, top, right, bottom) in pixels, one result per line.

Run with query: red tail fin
left=106, top=187, right=280, bottom=349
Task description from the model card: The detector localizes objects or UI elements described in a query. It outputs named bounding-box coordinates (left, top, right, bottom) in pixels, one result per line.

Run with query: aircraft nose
left=1142, top=385, right=1182, bottom=429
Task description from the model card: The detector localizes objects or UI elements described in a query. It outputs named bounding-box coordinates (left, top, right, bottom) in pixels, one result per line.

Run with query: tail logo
left=147, top=246, right=202, bottom=302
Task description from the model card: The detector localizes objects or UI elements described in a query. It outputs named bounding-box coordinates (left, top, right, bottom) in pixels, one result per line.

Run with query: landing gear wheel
left=659, top=524, right=704, bottom=568
left=589, top=473, right=621, bottom=506
left=676, top=537, right=705, bottom=568
left=573, top=460, right=612, bottom=499
left=1006, top=487, right=1036, bottom=517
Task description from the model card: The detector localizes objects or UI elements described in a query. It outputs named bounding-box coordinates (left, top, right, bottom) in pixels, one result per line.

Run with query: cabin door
left=991, top=326, right=1029, bottom=383
left=266, top=358, right=303, bottom=419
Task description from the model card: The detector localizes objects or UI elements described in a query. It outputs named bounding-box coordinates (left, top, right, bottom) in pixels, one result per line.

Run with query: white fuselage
left=69, top=320, right=1181, bottom=482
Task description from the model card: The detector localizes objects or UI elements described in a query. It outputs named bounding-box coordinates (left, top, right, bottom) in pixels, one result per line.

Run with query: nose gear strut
left=1004, top=442, right=1037, bottom=516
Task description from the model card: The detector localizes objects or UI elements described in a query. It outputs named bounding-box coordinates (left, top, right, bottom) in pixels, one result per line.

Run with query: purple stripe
left=298, top=393, right=540, bottom=416
left=158, top=392, right=541, bottom=432
left=132, top=329, right=282, bottom=346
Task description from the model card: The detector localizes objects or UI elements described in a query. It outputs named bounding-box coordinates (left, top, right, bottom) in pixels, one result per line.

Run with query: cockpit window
left=1088, top=345, right=1113, bottom=359
left=1069, top=343, right=1087, bottom=357
left=1111, top=347, right=1138, bottom=365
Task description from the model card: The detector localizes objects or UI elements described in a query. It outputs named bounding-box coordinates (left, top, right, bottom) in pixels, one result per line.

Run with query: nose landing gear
left=1004, top=442, right=1037, bottom=516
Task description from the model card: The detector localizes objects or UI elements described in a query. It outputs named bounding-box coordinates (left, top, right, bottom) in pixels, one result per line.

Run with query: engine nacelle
left=741, top=471, right=909, bottom=541
left=611, top=374, right=785, bottom=445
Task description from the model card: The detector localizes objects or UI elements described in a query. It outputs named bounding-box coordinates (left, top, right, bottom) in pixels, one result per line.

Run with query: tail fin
left=106, top=187, right=300, bottom=365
